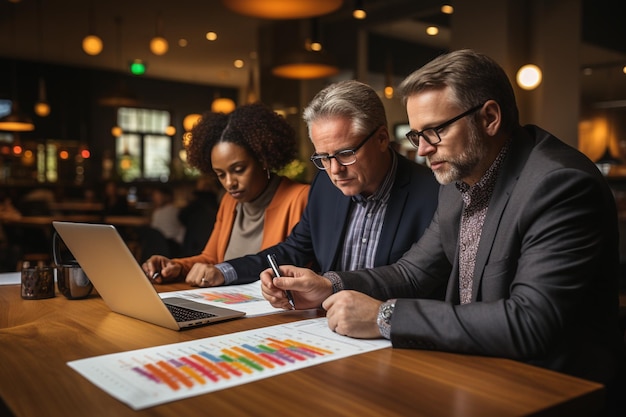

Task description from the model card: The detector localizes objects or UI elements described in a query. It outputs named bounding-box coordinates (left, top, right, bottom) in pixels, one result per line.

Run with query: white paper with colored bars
left=158, top=280, right=285, bottom=317
left=67, top=317, right=391, bottom=410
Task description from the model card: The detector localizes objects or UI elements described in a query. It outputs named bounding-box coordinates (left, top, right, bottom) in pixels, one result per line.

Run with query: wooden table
left=0, top=282, right=604, bottom=417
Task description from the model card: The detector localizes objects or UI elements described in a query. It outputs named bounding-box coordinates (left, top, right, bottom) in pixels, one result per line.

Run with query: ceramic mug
left=56, top=264, right=93, bottom=299
left=52, top=231, right=93, bottom=300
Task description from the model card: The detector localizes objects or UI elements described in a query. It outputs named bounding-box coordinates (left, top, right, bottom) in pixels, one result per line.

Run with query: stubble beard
left=432, top=125, right=484, bottom=185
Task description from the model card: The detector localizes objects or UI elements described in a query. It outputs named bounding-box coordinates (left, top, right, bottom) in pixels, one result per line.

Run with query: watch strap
left=377, top=299, right=396, bottom=339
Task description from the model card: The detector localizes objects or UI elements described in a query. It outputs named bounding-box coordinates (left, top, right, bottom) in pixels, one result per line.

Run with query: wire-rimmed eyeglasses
left=310, top=125, right=381, bottom=170
left=405, top=102, right=485, bottom=148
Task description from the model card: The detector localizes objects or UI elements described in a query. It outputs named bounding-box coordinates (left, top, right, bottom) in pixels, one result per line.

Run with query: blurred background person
left=102, top=180, right=130, bottom=215
left=178, top=175, right=222, bottom=257
left=146, top=184, right=186, bottom=258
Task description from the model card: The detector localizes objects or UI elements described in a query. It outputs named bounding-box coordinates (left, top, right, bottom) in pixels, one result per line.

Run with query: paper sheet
left=0, top=272, right=21, bottom=285
left=67, top=317, right=391, bottom=410
left=158, top=280, right=286, bottom=317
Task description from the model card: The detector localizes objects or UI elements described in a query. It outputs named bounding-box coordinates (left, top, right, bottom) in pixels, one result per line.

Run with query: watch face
left=381, top=304, right=394, bottom=320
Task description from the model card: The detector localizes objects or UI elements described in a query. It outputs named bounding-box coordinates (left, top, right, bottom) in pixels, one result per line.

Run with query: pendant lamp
left=0, top=3, right=35, bottom=132
left=0, top=102, right=35, bottom=132
left=34, top=0, right=50, bottom=118
left=272, top=49, right=339, bottom=79
left=149, top=12, right=169, bottom=56
left=211, top=93, right=236, bottom=114
left=271, top=18, right=339, bottom=79
left=220, top=0, right=343, bottom=19
left=34, top=78, right=50, bottom=117
left=353, top=0, right=367, bottom=19
left=82, top=1, right=103, bottom=56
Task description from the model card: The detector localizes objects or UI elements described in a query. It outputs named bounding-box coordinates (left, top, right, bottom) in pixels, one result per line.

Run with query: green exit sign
left=129, top=60, right=146, bottom=76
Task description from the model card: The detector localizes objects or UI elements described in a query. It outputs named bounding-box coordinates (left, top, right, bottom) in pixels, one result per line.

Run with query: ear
left=481, top=100, right=501, bottom=136
left=376, top=126, right=391, bottom=151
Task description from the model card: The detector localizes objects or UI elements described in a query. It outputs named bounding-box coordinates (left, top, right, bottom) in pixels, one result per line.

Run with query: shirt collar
left=352, top=149, right=397, bottom=204
left=456, top=139, right=511, bottom=199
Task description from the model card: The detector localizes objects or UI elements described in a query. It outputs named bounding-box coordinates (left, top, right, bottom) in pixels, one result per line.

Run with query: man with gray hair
left=192, top=80, right=440, bottom=288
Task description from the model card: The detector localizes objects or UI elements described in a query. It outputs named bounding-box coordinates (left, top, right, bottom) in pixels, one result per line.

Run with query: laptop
left=52, top=221, right=245, bottom=330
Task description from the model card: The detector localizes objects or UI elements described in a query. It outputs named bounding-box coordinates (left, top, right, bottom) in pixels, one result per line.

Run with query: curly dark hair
left=186, top=102, right=298, bottom=175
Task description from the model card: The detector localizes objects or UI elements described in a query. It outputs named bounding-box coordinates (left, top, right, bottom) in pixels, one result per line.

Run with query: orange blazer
left=172, top=176, right=309, bottom=276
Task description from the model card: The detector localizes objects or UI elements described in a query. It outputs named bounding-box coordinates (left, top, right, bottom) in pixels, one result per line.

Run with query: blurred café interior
left=0, top=0, right=626, bottom=272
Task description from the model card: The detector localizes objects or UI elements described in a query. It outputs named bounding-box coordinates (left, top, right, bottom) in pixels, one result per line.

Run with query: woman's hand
left=142, top=255, right=182, bottom=284
left=185, top=263, right=224, bottom=287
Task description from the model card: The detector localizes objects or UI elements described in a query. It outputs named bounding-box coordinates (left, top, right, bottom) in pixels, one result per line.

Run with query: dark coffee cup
left=52, top=231, right=93, bottom=299
left=56, top=264, right=93, bottom=299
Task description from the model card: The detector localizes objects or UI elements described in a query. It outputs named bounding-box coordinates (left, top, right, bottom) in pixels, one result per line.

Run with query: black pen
left=267, top=253, right=295, bottom=308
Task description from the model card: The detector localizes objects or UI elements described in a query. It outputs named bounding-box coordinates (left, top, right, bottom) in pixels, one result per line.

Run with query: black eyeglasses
left=405, top=102, right=485, bottom=148
left=310, top=125, right=381, bottom=170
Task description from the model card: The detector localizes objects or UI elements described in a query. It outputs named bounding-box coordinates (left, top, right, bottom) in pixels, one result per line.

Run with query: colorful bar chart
left=129, top=337, right=333, bottom=390
left=159, top=281, right=286, bottom=316
left=191, top=290, right=260, bottom=304
left=67, top=318, right=390, bottom=410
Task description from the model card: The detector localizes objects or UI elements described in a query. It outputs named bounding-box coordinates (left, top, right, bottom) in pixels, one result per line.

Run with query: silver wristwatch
left=377, top=299, right=396, bottom=339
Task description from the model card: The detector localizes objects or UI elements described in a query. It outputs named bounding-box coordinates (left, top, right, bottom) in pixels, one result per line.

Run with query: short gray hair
left=303, top=80, right=387, bottom=137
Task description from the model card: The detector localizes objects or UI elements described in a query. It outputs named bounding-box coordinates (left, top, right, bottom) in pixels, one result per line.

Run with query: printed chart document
left=67, top=317, right=391, bottom=410
left=158, top=280, right=284, bottom=317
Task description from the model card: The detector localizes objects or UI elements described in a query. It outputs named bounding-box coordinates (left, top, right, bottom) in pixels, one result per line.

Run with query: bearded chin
left=433, top=165, right=458, bottom=185
left=434, top=131, right=484, bottom=185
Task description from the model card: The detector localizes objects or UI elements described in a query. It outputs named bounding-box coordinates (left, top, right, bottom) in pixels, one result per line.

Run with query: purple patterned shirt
left=457, top=142, right=509, bottom=304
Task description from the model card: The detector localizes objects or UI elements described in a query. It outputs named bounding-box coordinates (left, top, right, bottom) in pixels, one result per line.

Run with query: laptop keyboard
left=166, top=303, right=216, bottom=322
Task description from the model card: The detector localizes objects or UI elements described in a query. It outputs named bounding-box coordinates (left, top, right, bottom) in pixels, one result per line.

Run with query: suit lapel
left=321, top=181, right=353, bottom=272
left=375, top=157, right=409, bottom=266
left=440, top=186, right=463, bottom=303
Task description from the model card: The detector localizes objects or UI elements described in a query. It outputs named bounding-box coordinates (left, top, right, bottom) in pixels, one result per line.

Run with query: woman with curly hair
left=142, top=102, right=310, bottom=286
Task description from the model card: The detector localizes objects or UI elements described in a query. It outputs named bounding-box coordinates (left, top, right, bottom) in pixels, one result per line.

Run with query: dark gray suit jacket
left=336, top=125, right=626, bottom=384
left=227, top=151, right=440, bottom=282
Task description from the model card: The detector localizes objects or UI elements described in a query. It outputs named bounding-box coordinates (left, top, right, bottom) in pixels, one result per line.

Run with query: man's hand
left=323, top=290, right=382, bottom=339
left=185, top=263, right=224, bottom=287
left=260, top=265, right=333, bottom=310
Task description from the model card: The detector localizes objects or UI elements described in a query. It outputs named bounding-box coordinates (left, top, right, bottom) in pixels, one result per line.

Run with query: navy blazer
left=227, top=152, right=440, bottom=282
